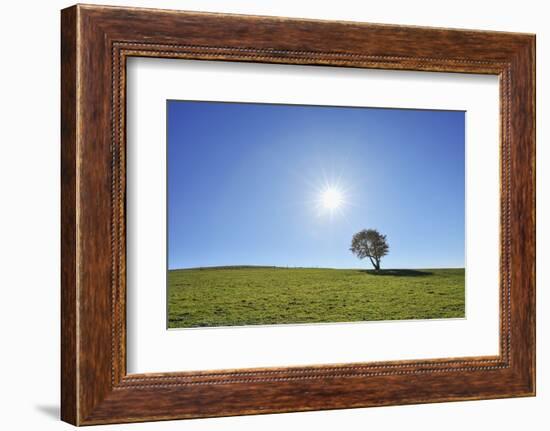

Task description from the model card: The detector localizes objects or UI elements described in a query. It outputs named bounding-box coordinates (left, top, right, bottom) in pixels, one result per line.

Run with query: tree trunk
left=367, top=256, right=377, bottom=270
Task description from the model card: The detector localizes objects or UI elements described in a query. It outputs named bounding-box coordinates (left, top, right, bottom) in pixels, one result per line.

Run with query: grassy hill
left=167, top=267, right=465, bottom=328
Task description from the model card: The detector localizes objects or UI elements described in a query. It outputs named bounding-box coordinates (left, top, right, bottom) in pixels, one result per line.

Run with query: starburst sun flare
left=312, top=181, right=350, bottom=218
left=320, top=187, right=344, bottom=210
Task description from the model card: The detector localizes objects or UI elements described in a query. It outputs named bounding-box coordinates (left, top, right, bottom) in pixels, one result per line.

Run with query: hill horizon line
left=168, top=265, right=466, bottom=271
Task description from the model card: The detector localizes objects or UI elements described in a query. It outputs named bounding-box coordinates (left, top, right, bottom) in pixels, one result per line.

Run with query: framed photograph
left=61, top=4, right=535, bottom=425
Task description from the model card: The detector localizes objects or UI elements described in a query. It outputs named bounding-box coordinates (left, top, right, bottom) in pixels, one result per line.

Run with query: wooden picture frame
left=61, top=4, right=535, bottom=425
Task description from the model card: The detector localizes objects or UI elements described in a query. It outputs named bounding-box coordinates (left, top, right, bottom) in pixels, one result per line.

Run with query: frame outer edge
left=531, top=34, right=536, bottom=396
left=523, top=34, right=536, bottom=395
left=526, top=35, right=536, bottom=395
left=508, top=35, right=536, bottom=395
left=61, top=4, right=79, bottom=426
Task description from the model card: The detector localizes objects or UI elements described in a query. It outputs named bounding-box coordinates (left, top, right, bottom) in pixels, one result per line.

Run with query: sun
left=320, top=187, right=343, bottom=210
left=308, top=175, right=351, bottom=219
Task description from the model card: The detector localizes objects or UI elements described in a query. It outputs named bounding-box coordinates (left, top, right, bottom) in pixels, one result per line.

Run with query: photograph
left=167, top=100, right=466, bottom=328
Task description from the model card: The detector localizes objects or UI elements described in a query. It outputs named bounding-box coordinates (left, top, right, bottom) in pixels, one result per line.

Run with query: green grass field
left=167, top=266, right=465, bottom=328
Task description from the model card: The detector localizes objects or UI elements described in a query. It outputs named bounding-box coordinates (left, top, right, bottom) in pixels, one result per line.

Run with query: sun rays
left=308, top=173, right=352, bottom=220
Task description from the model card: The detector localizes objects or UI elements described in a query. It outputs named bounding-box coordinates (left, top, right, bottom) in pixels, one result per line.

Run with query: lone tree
left=350, top=229, right=389, bottom=271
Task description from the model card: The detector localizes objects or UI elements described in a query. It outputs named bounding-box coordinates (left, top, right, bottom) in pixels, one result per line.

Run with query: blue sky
left=167, top=100, right=465, bottom=270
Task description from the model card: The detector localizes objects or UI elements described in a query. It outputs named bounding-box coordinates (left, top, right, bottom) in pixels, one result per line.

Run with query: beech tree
left=350, top=229, right=389, bottom=271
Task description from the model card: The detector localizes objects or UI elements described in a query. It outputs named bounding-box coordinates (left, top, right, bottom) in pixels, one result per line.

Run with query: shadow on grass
left=360, top=269, right=433, bottom=277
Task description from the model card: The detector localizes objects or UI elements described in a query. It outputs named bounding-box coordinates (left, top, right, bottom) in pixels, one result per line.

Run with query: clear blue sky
left=167, top=100, right=465, bottom=270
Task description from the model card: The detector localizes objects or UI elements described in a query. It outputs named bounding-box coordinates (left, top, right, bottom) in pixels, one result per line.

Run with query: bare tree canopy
left=350, top=229, right=389, bottom=271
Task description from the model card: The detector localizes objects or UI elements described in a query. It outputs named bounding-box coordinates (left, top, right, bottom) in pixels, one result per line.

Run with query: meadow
left=167, top=267, right=465, bottom=328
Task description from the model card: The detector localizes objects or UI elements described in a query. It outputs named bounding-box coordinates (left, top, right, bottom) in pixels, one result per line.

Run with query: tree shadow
left=360, top=269, right=433, bottom=277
